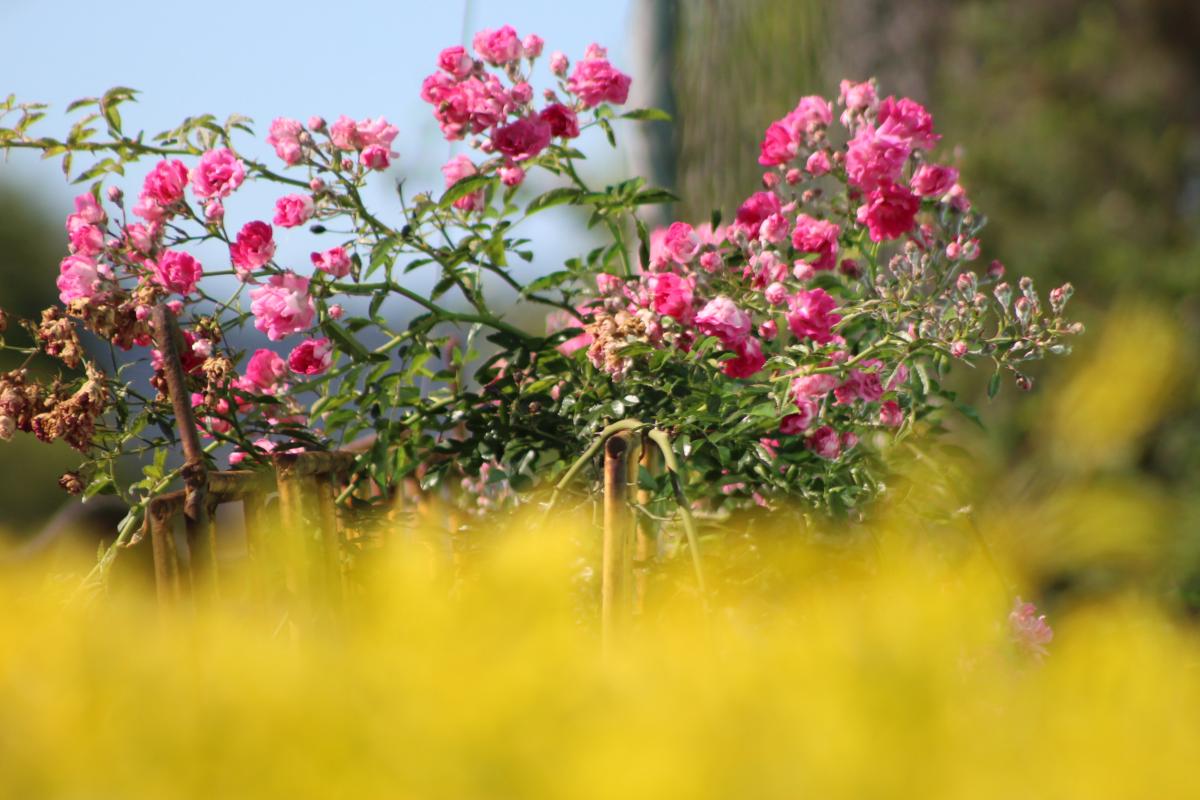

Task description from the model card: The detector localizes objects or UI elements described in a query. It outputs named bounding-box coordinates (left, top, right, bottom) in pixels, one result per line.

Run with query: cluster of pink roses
left=559, top=78, right=1034, bottom=462
left=421, top=27, right=630, bottom=199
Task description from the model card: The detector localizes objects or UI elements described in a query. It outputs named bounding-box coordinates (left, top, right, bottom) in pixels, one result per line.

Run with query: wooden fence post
left=633, top=436, right=660, bottom=617
left=602, top=431, right=635, bottom=646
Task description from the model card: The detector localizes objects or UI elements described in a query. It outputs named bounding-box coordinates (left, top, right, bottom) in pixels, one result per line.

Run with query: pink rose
left=785, top=288, right=840, bottom=344
left=723, top=337, right=765, bottom=378
left=662, top=222, right=700, bottom=264
left=651, top=272, right=695, bottom=324
left=910, top=163, right=959, bottom=197
left=438, top=45, right=474, bottom=79
left=567, top=48, right=631, bottom=108
left=732, top=191, right=782, bottom=237
left=791, top=373, right=837, bottom=401
left=329, top=116, right=399, bottom=153
left=441, top=155, right=485, bottom=212
left=288, top=338, right=333, bottom=376
left=57, top=255, right=105, bottom=303
left=250, top=272, right=316, bottom=341
left=67, top=218, right=105, bottom=256
left=274, top=194, right=314, bottom=228
left=856, top=181, right=920, bottom=242
left=550, top=51, right=569, bottom=76
left=880, top=400, right=903, bottom=428
left=838, top=79, right=878, bottom=128
left=492, top=115, right=552, bottom=162
left=266, top=118, right=305, bottom=165
left=522, top=34, right=544, bottom=58
left=805, top=150, right=831, bottom=176
left=229, top=221, right=276, bottom=279
left=699, top=251, right=722, bottom=273
left=136, top=159, right=189, bottom=219
left=152, top=250, right=203, bottom=296
left=877, top=96, right=940, bottom=150
left=834, top=369, right=883, bottom=405
left=499, top=165, right=525, bottom=186
left=695, top=296, right=751, bottom=347
left=539, top=103, right=580, bottom=139
left=242, top=348, right=288, bottom=394
left=72, top=192, right=106, bottom=224
left=758, top=121, right=799, bottom=167
left=781, top=398, right=817, bottom=434
left=806, top=425, right=841, bottom=459
left=845, top=124, right=911, bottom=191
left=764, top=282, right=788, bottom=306
left=791, top=214, right=840, bottom=271
left=191, top=148, right=246, bottom=200
left=360, top=144, right=391, bottom=170
left=473, top=25, right=523, bottom=66
left=328, top=304, right=344, bottom=320
left=311, top=246, right=351, bottom=278
left=125, top=223, right=155, bottom=254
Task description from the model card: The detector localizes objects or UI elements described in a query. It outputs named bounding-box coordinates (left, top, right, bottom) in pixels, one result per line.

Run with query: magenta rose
left=152, top=249, right=203, bottom=296
left=230, top=221, right=276, bottom=279
left=492, top=116, right=552, bottom=162
left=856, top=181, right=920, bottom=242
left=288, top=338, right=333, bottom=376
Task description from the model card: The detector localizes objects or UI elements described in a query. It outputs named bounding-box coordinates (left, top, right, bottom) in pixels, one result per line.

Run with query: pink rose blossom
left=791, top=214, right=840, bottom=271
left=57, top=255, right=105, bottom=303
left=785, top=288, right=841, bottom=344
left=845, top=124, right=911, bottom=191
left=567, top=48, right=632, bottom=108
left=329, top=116, right=399, bottom=154
left=274, top=194, right=314, bottom=228
left=72, top=192, right=106, bottom=224
left=230, top=221, right=276, bottom=279
left=510, top=81, right=534, bottom=105
left=765, top=282, right=788, bottom=306
left=550, top=51, right=569, bottom=76
left=522, top=34, right=544, bottom=58
left=806, top=425, right=841, bottom=459
left=473, top=25, right=522, bottom=65
left=191, top=148, right=246, bottom=200
left=204, top=200, right=224, bottom=221
left=805, top=150, right=831, bottom=176
left=947, top=183, right=971, bottom=212
left=267, top=118, right=305, bottom=165
left=662, top=222, right=700, bottom=263
left=288, top=338, right=333, bottom=375
left=438, top=45, right=474, bottom=79
left=756, top=96, right=832, bottom=166
left=950, top=341, right=968, bottom=358
left=699, top=251, right=722, bottom=273
left=242, top=348, right=288, bottom=394
left=492, top=115, right=552, bottom=161
left=759, top=319, right=778, bottom=341
left=856, top=181, right=920, bottom=242
left=723, top=337, right=765, bottom=378
left=135, top=160, right=189, bottom=219
left=499, top=165, right=525, bottom=186
left=539, top=103, right=580, bottom=138
left=311, top=246, right=351, bottom=278
left=780, top=405, right=814, bottom=435
left=910, top=163, right=959, bottom=197
left=152, top=250, right=203, bottom=296
left=651, top=272, right=695, bottom=324
left=441, top=155, right=485, bottom=212
left=758, top=120, right=799, bottom=167
left=760, top=213, right=790, bottom=244
left=834, top=369, right=884, bottom=405
left=695, top=296, right=751, bottom=347
left=838, top=79, right=878, bottom=128
left=877, top=96, right=940, bottom=150
left=67, top=218, right=104, bottom=256
left=791, top=373, right=838, bottom=400
left=250, top=272, right=316, bottom=341
left=732, top=191, right=782, bottom=237
left=126, top=223, right=154, bottom=254
left=360, top=144, right=391, bottom=170
left=328, top=304, right=344, bottom=320
left=880, top=400, right=903, bottom=428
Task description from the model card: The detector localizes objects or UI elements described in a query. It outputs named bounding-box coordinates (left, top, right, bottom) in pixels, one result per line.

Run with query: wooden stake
left=602, top=431, right=634, bottom=647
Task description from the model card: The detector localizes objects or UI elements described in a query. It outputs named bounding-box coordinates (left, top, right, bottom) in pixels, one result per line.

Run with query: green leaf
left=621, top=107, right=672, bottom=122
left=632, top=188, right=679, bottom=206
left=440, top=173, right=493, bottom=207
left=598, top=117, right=616, bottom=148
left=954, top=402, right=986, bottom=430
left=323, top=321, right=372, bottom=363
left=987, top=370, right=1002, bottom=399
left=525, top=186, right=582, bottom=215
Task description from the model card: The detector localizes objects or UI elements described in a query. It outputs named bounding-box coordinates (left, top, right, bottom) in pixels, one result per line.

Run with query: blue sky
left=1, top=0, right=639, bottom=294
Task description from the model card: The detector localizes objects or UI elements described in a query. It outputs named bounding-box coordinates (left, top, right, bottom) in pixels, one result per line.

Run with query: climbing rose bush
left=0, top=31, right=1078, bottom=551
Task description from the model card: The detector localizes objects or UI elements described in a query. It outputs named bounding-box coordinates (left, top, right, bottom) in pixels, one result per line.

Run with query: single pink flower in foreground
left=288, top=338, right=333, bottom=375
left=250, top=272, right=315, bottom=341
left=274, top=194, right=314, bottom=228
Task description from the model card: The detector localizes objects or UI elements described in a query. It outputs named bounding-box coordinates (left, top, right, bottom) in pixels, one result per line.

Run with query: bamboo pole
left=602, top=431, right=635, bottom=647
left=633, top=436, right=660, bottom=617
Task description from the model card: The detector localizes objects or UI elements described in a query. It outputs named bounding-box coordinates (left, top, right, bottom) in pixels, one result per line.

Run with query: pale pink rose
left=765, top=282, right=788, bottom=306
left=288, top=337, right=333, bottom=375
left=438, top=45, right=474, bottom=79
left=267, top=118, right=305, bottom=165
left=473, top=25, right=523, bottom=65
left=73, top=192, right=106, bottom=224
left=806, top=425, right=841, bottom=459
left=441, top=155, right=485, bottom=212
left=651, top=272, right=695, bottom=324
left=758, top=96, right=832, bottom=165
left=311, top=246, right=351, bottom=278
left=125, top=223, right=155, bottom=254
left=662, top=222, right=700, bottom=263
left=834, top=369, right=883, bottom=405
left=229, top=221, right=275, bottom=279
left=549, top=51, right=569, bottom=76
left=499, top=165, right=525, bottom=186
left=790, top=95, right=833, bottom=132
left=567, top=48, right=631, bottom=108
left=877, top=96, right=940, bottom=150
left=841, top=431, right=859, bottom=450
left=762, top=171, right=780, bottom=189
left=845, top=124, right=911, bottom=191
left=329, top=115, right=360, bottom=150
left=357, top=116, right=399, bottom=151
left=250, top=272, right=316, bottom=341
left=791, top=214, right=840, bottom=271
left=242, top=348, right=288, bottom=394
left=539, top=103, right=580, bottom=138
left=273, top=194, right=314, bottom=228
left=950, top=341, right=968, bottom=359
left=328, top=304, right=344, bottom=320
left=732, top=191, right=782, bottom=236
left=56, top=255, right=105, bottom=303
left=699, top=251, right=722, bottom=273
left=695, top=296, right=751, bottom=347
left=522, top=34, right=544, bottom=58
left=856, top=181, right=920, bottom=242
left=838, top=79, right=878, bottom=128
left=760, top=212, right=790, bottom=244
left=1009, top=597, right=1053, bottom=658
left=308, top=116, right=326, bottom=132
left=880, top=400, right=903, bottom=428
left=785, top=288, right=841, bottom=344
left=152, top=250, right=203, bottom=295
left=805, top=150, right=831, bottom=176
left=67, top=219, right=105, bottom=256
left=793, top=260, right=815, bottom=282
left=910, top=163, right=959, bottom=197
left=191, top=148, right=246, bottom=200
left=360, top=144, right=391, bottom=170
left=723, top=336, right=765, bottom=378
left=492, top=115, right=552, bottom=161
left=204, top=200, right=224, bottom=221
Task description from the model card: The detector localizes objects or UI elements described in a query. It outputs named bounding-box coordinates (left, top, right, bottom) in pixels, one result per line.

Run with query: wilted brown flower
left=58, top=470, right=84, bottom=495
left=34, top=307, right=83, bottom=369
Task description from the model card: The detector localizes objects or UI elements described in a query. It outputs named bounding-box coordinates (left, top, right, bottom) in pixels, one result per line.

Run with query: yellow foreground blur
left=1, top=505, right=1198, bottom=800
